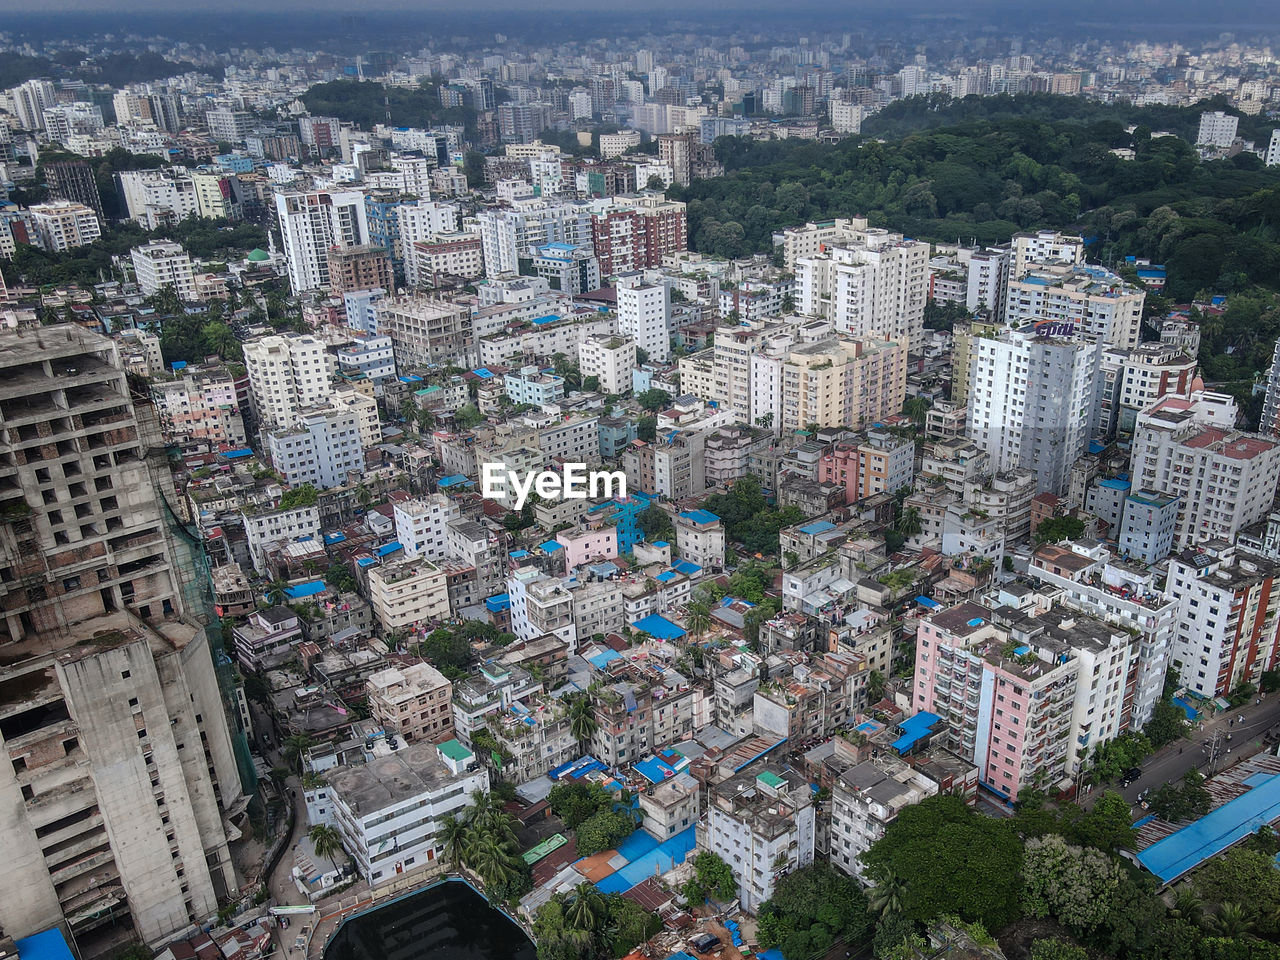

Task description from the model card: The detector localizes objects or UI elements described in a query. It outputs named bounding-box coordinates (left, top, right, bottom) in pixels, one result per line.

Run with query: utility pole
left=1203, top=730, right=1226, bottom=774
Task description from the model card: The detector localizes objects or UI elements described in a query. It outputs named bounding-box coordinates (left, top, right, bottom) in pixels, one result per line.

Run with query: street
left=1116, top=693, right=1280, bottom=805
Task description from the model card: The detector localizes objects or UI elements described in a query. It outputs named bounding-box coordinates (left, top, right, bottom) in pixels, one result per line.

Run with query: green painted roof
left=757, top=771, right=785, bottom=788
left=438, top=739, right=473, bottom=762
left=247, top=248, right=270, bottom=262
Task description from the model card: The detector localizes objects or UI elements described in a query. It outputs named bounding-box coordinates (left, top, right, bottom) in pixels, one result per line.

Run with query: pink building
left=818, top=430, right=915, bottom=503
left=151, top=366, right=248, bottom=448
left=913, top=601, right=1080, bottom=802
left=555, top=525, right=618, bottom=574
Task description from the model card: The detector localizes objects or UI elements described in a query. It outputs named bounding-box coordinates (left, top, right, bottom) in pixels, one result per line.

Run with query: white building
left=1266, top=129, right=1280, bottom=167
left=507, top=566, right=577, bottom=653
left=275, top=189, right=371, bottom=293
left=700, top=767, right=815, bottom=914
left=478, top=198, right=592, bottom=278
left=795, top=230, right=928, bottom=347
left=28, top=200, right=101, bottom=252
left=131, top=241, right=198, bottom=300
left=394, top=495, right=461, bottom=561
left=266, top=407, right=364, bottom=489
left=966, top=321, right=1100, bottom=495
left=368, top=559, right=451, bottom=632
left=243, top=333, right=336, bottom=429
left=830, top=755, right=939, bottom=881
left=324, top=741, right=488, bottom=888
left=1197, top=110, right=1239, bottom=148
left=579, top=334, right=637, bottom=395
left=1010, top=229, right=1085, bottom=280
left=616, top=272, right=671, bottom=362
left=242, top=504, right=322, bottom=574
left=1004, top=264, right=1145, bottom=350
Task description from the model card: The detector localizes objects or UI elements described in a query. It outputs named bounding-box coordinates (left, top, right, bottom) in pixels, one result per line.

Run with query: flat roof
left=632, top=613, right=686, bottom=640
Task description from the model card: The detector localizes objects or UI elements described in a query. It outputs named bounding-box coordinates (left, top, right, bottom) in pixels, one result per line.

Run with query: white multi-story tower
left=1009, top=229, right=1085, bottom=279
left=1005, top=263, right=1145, bottom=349
left=1266, top=130, right=1280, bottom=167
left=795, top=229, right=928, bottom=347
left=478, top=198, right=592, bottom=278
left=274, top=189, right=370, bottom=293
left=1196, top=111, right=1239, bottom=148
left=394, top=494, right=460, bottom=561
left=243, top=333, right=336, bottom=429
left=967, top=321, right=1100, bottom=495
left=131, top=241, right=197, bottom=300
left=616, top=272, right=671, bottom=362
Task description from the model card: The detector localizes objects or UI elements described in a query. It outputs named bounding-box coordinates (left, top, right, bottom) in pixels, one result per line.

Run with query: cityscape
left=4, top=6, right=1280, bottom=960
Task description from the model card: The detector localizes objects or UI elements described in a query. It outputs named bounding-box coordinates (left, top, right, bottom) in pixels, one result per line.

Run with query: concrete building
left=531, top=242, right=600, bottom=296
left=1009, top=229, right=1085, bottom=280
left=589, top=195, right=687, bottom=277
left=1166, top=542, right=1280, bottom=699
left=28, top=200, right=101, bottom=252
left=699, top=766, right=815, bottom=914
left=232, top=605, right=302, bottom=669
left=274, top=189, right=370, bottom=294
left=1005, top=264, right=1145, bottom=350
left=325, top=740, right=487, bottom=888
left=394, top=495, right=460, bottom=562
left=794, top=230, right=929, bottom=346
left=830, top=755, right=940, bottom=880
left=1118, top=490, right=1180, bottom=564
left=507, top=566, right=577, bottom=653
left=818, top=430, right=915, bottom=503
left=131, top=241, right=198, bottom=301
left=326, top=244, right=394, bottom=298
left=478, top=198, right=592, bottom=278
left=1131, top=394, right=1280, bottom=550
left=777, top=336, right=907, bottom=434
left=967, top=321, right=1100, bottom=495
left=676, top=509, right=726, bottom=572
left=367, top=559, right=451, bottom=633
left=243, top=333, right=335, bottom=430
left=265, top=406, right=364, bottom=489
left=151, top=366, right=247, bottom=448
left=0, top=326, right=243, bottom=947
left=1197, top=110, right=1239, bottom=148
left=578, top=334, right=636, bottom=396
left=504, top=366, right=566, bottom=406
left=616, top=273, right=671, bottom=362
left=366, top=662, right=455, bottom=745
left=241, top=503, right=321, bottom=575
left=375, top=296, right=475, bottom=368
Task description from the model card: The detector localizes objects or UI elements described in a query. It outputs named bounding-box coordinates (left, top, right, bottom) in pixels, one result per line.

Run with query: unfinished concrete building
left=0, top=326, right=243, bottom=949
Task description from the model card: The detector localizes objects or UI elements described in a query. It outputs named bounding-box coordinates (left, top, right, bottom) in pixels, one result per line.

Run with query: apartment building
left=1009, top=229, right=1085, bottom=279
left=325, top=741, right=487, bottom=888
left=818, top=430, right=915, bottom=502
left=1004, top=264, right=1145, bottom=350
left=151, top=366, right=247, bottom=448
left=967, top=321, right=1100, bottom=495
left=579, top=334, right=637, bottom=396
left=1130, top=394, right=1280, bottom=550
left=366, top=662, right=455, bottom=745
left=507, top=566, right=577, bottom=653
left=274, top=189, right=370, bottom=293
left=589, top=194, right=687, bottom=276
left=243, top=333, right=335, bottom=430
left=131, top=241, right=198, bottom=300
left=326, top=244, right=394, bottom=297
left=29, top=200, right=101, bottom=252
left=241, top=503, right=321, bottom=574
left=375, top=295, right=476, bottom=368
left=776, top=336, right=907, bottom=434
left=1166, top=542, right=1280, bottom=699
left=265, top=406, right=364, bottom=489
left=616, top=272, right=671, bottom=362
left=367, top=559, right=451, bottom=633
left=675, top=508, right=726, bottom=572
left=395, top=495, right=461, bottom=562
left=699, top=766, right=815, bottom=914
left=830, top=755, right=940, bottom=880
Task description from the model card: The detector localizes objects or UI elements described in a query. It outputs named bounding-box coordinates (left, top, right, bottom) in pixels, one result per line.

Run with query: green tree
left=637, top=388, right=671, bottom=411
left=1022, top=834, right=1122, bottom=933
left=686, top=601, right=712, bottom=639
left=1034, top=515, right=1087, bottom=544
left=1030, top=939, right=1089, bottom=960
left=575, top=810, right=636, bottom=857
left=861, top=794, right=1023, bottom=931
left=282, top=734, right=314, bottom=773
left=308, top=824, right=343, bottom=862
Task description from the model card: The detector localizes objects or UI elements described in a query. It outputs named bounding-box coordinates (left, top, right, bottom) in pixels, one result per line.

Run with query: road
left=1115, top=693, right=1280, bottom=805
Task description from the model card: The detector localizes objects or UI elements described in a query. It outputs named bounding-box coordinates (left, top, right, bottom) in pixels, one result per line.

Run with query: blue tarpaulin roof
left=472, top=368, right=494, bottom=378
left=541, top=540, right=564, bottom=553
left=671, top=559, right=701, bottom=575
left=632, top=614, right=686, bottom=639
left=1138, top=772, right=1280, bottom=883
left=283, top=581, right=326, bottom=599
left=679, top=509, right=720, bottom=525
left=891, top=711, right=942, bottom=754
left=531, top=314, right=560, bottom=325
left=375, top=541, right=402, bottom=556
left=16, top=930, right=76, bottom=960
left=588, top=649, right=622, bottom=669
left=798, top=520, right=836, bottom=535
left=356, top=557, right=377, bottom=567
left=439, top=474, right=473, bottom=487
left=220, top=447, right=254, bottom=459
left=636, top=756, right=678, bottom=784
left=324, top=532, right=346, bottom=545
left=916, top=595, right=941, bottom=609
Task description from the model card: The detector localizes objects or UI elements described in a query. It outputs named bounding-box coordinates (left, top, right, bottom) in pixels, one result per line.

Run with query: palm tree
left=568, top=695, right=598, bottom=751
left=265, top=577, right=287, bottom=606
left=896, top=506, right=923, bottom=539
left=439, top=814, right=470, bottom=870
left=1210, top=903, right=1256, bottom=939
left=866, top=670, right=886, bottom=704
left=686, top=601, right=712, bottom=638
left=565, top=883, right=607, bottom=933
left=868, top=866, right=906, bottom=919
left=283, top=733, right=314, bottom=773
left=308, top=824, right=343, bottom=862
left=471, top=834, right=520, bottom=889
left=1170, top=889, right=1203, bottom=926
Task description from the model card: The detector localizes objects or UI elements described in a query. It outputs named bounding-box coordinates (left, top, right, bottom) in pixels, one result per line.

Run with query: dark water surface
left=324, top=880, right=536, bottom=960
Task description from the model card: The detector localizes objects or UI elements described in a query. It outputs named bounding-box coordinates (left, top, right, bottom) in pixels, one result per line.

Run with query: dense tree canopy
left=301, top=80, right=478, bottom=135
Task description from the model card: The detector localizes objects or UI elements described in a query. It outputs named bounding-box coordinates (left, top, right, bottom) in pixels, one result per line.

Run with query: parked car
left=1120, top=767, right=1142, bottom=787
left=689, top=934, right=722, bottom=953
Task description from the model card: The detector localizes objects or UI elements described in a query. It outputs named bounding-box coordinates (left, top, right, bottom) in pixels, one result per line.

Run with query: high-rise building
left=131, top=241, right=198, bottom=301
left=1005, top=264, right=1145, bottom=350
left=265, top=407, right=364, bottom=489
left=274, top=189, right=370, bottom=293
left=795, top=230, right=929, bottom=346
left=588, top=195, right=687, bottom=277
left=967, top=321, right=1100, bottom=495
left=1130, top=393, right=1280, bottom=550
left=616, top=272, right=671, bottom=362
left=1167, top=541, right=1280, bottom=698
left=478, top=199, right=592, bottom=278
left=1260, top=335, right=1280, bottom=437
left=1009, top=229, right=1085, bottom=280
left=1196, top=110, right=1239, bottom=148
left=242, top=333, right=336, bottom=429
left=0, top=326, right=243, bottom=947
left=374, top=295, right=476, bottom=367
left=205, top=106, right=253, bottom=143
left=326, top=244, right=394, bottom=297
left=776, top=336, right=907, bottom=435
left=28, top=200, right=101, bottom=252
left=1266, top=129, right=1280, bottom=167
left=578, top=334, right=637, bottom=395
left=8, top=78, right=57, bottom=130
left=43, top=159, right=104, bottom=221
left=497, top=102, right=552, bottom=144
